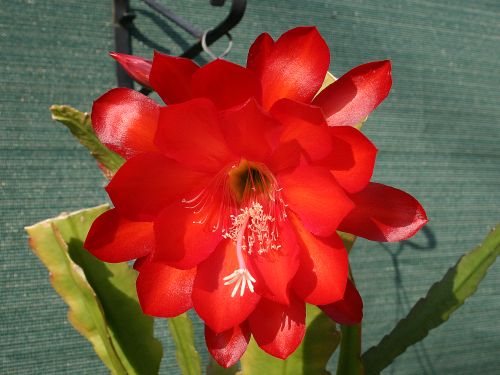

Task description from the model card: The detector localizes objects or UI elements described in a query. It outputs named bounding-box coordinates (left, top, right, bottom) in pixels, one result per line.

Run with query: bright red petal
left=249, top=297, right=305, bottom=359
left=155, top=98, right=235, bottom=173
left=109, top=52, right=152, bottom=88
left=246, top=32, right=275, bottom=75
left=92, top=88, right=159, bottom=159
left=205, top=322, right=250, bottom=368
left=220, top=99, right=279, bottom=162
left=320, top=126, right=377, bottom=193
left=154, top=201, right=221, bottom=269
left=319, top=280, right=363, bottom=325
left=136, top=261, right=195, bottom=317
left=313, top=60, right=392, bottom=127
left=106, top=153, right=209, bottom=221
left=288, top=211, right=348, bottom=305
left=278, top=166, right=354, bottom=236
left=339, top=182, right=428, bottom=242
left=192, top=240, right=261, bottom=333
left=270, top=99, right=332, bottom=161
left=255, top=27, right=330, bottom=110
left=248, top=223, right=300, bottom=305
left=149, top=51, right=199, bottom=104
left=191, top=59, right=262, bottom=110
left=84, top=208, right=153, bottom=263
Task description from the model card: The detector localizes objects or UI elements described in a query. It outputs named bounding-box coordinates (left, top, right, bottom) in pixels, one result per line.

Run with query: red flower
left=85, top=27, right=427, bottom=367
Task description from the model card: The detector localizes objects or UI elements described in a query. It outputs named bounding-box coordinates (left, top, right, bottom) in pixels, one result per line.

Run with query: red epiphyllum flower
left=85, top=26, right=427, bottom=367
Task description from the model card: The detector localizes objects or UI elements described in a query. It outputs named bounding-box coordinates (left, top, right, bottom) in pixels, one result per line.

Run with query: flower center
left=182, top=159, right=287, bottom=297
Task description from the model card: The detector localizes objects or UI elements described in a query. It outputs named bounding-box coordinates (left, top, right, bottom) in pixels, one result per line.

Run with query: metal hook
left=201, top=30, right=233, bottom=60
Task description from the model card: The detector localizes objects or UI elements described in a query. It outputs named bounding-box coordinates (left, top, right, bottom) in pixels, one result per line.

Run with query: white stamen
left=223, top=268, right=256, bottom=298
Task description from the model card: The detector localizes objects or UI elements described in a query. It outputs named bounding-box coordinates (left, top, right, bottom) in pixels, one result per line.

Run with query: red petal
left=92, top=88, right=159, bottom=159
left=136, top=261, right=195, bottom=317
left=106, top=153, right=209, bottom=220
left=192, top=240, right=261, bottom=333
left=319, top=280, right=363, bottom=325
left=84, top=208, right=153, bottom=262
left=339, top=182, right=428, bottom=242
left=154, top=201, right=221, bottom=269
left=288, top=211, right=348, bottom=305
left=248, top=223, right=300, bottom=305
left=220, top=99, right=279, bottom=162
left=278, top=166, right=354, bottom=236
left=109, top=52, right=152, bottom=88
left=255, top=27, right=330, bottom=110
left=246, top=32, right=274, bottom=75
left=249, top=297, right=305, bottom=359
left=149, top=51, right=199, bottom=104
left=191, top=59, right=262, bottom=110
left=270, top=99, right=332, bottom=161
left=205, top=323, right=250, bottom=368
left=313, top=60, right=392, bottom=127
left=155, top=98, right=235, bottom=173
left=321, top=126, right=377, bottom=193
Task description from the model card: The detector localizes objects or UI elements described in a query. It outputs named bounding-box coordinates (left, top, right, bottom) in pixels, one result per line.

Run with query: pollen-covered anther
left=223, top=268, right=256, bottom=298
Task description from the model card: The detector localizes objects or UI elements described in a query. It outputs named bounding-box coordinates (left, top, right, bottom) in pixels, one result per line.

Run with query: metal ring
left=201, top=29, right=233, bottom=60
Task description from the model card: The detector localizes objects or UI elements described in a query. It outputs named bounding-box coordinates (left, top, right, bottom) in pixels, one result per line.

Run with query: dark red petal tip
left=319, top=280, right=363, bottom=325
left=109, top=52, right=153, bottom=88
left=255, top=26, right=330, bottom=109
left=339, top=182, right=428, bottom=242
left=205, top=323, right=251, bottom=368
left=149, top=50, right=199, bottom=105
left=136, top=262, right=195, bottom=318
left=92, top=88, right=160, bottom=159
left=84, top=209, right=154, bottom=263
left=249, top=297, right=306, bottom=359
left=313, top=60, right=392, bottom=127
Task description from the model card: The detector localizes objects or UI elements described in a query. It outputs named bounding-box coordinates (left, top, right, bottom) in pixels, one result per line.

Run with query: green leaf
left=50, top=105, right=125, bottom=175
left=362, top=223, right=500, bottom=375
left=26, top=205, right=162, bottom=375
left=336, top=324, right=364, bottom=375
left=239, top=305, right=340, bottom=375
left=168, top=313, right=202, bottom=375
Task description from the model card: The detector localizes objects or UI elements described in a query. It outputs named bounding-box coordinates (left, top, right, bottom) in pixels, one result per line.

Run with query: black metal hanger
left=113, top=0, right=247, bottom=88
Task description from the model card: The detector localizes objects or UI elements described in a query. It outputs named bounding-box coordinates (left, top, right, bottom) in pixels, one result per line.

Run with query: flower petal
left=191, top=59, right=262, bottom=110
left=278, top=166, right=354, bottom=236
left=154, top=201, right=221, bottom=269
left=319, top=280, right=363, bottom=325
left=109, top=52, right=152, bottom=88
left=249, top=297, right=305, bottom=359
left=254, top=27, right=330, bottom=109
left=155, top=98, right=235, bottom=173
left=106, top=153, right=209, bottom=220
left=339, top=182, right=428, bottom=242
left=248, top=222, right=300, bottom=305
left=136, top=261, right=195, bottom=317
left=288, top=211, right=348, bottom=305
left=192, top=240, right=261, bottom=333
left=321, top=126, right=377, bottom=193
left=149, top=50, right=199, bottom=104
left=205, top=322, right=250, bottom=368
left=84, top=208, right=153, bottom=263
left=220, top=99, right=279, bottom=162
left=92, top=88, right=159, bottom=159
left=312, top=60, right=392, bottom=127
left=246, top=32, right=274, bottom=75
left=270, top=99, right=332, bottom=161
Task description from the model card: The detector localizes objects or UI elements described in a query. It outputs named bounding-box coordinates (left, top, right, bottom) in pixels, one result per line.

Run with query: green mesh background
left=1, top=0, right=499, bottom=374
